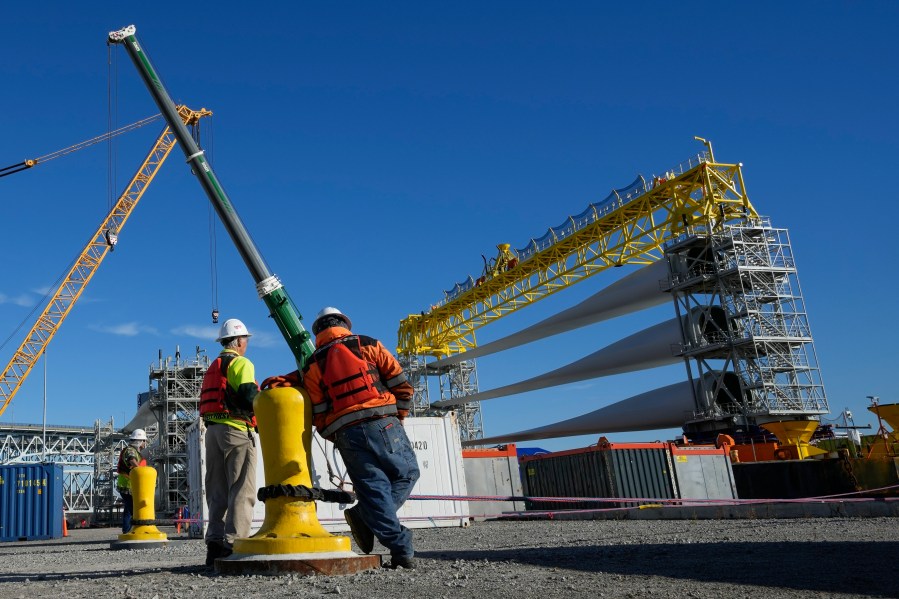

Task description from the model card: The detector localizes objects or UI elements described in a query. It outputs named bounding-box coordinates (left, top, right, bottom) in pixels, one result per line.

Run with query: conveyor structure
left=398, top=141, right=757, bottom=440
left=398, top=140, right=828, bottom=446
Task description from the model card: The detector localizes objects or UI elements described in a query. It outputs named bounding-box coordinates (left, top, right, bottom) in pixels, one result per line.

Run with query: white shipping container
left=186, top=414, right=469, bottom=539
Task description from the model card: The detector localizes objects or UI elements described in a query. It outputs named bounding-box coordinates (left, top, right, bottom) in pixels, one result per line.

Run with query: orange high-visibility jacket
left=302, top=326, right=413, bottom=439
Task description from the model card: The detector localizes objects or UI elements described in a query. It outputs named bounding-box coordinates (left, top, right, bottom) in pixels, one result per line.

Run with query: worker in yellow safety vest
left=199, top=318, right=259, bottom=566
left=116, top=428, right=148, bottom=533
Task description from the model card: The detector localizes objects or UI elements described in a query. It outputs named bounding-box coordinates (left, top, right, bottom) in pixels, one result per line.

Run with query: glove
left=261, top=370, right=301, bottom=390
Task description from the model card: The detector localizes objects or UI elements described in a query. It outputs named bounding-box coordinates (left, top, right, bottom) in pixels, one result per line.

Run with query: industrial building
left=0, top=347, right=209, bottom=523
left=0, top=141, right=846, bottom=523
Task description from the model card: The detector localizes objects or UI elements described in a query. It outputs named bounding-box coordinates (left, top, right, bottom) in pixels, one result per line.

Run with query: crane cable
left=0, top=256, right=81, bottom=353
left=107, top=42, right=118, bottom=212
left=197, top=117, right=221, bottom=323
left=0, top=113, right=164, bottom=179
left=209, top=202, right=219, bottom=323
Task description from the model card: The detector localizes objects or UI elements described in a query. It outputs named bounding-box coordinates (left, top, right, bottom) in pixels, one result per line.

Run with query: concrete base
left=215, top=550, right=382, bottom=576
left=109, top=539, right=170, bottom=550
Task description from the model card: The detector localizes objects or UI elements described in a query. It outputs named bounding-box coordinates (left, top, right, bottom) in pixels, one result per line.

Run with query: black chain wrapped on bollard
left=257, top=484, right=356, bottom=504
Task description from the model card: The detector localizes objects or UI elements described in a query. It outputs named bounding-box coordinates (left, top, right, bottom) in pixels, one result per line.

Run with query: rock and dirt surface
left=0, top=516, right=896, bottom=598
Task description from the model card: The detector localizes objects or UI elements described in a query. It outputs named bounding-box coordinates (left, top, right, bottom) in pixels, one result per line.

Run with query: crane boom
left=0, top=105, right=210, bottom=418
left=108, top=24, right=316, bottom=368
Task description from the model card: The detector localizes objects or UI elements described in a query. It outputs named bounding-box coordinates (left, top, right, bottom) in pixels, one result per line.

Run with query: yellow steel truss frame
left=398, top=155, right=757, bottom=358
left=0, top=106, right=211, bottom=417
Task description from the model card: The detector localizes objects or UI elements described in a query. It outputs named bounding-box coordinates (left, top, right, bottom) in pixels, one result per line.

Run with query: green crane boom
left=108, top=24, right=315, bottom=367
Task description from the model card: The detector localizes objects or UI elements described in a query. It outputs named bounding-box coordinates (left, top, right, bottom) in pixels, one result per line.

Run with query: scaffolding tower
left=665, top=217, right=829, bottom=440
left=145, top=347, right=210, bottom=515
left=399, top=354, right=484, bottom=442
left=436, top=360, right=483, bottom=442
left=400, top=353, right=431, bottom=415
left=91, top=418, right=126, bottom=526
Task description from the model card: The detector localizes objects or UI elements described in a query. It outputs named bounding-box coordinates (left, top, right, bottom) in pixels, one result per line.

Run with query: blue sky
left=1, top=3, right=897, bottom=452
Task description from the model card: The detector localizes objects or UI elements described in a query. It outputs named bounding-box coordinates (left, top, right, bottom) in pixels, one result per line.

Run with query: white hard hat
left=216, top=318, right=252, bottom=342
left=311, top=306, right=352, bottom=334
left=130, top=429, right=147, bottom=441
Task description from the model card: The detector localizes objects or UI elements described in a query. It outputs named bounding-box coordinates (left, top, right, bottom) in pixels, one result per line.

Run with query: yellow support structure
left=398, top=143, right=757, bottom=358
left=0, top=106, right=211, bottom=417
left=760, top=420, right=828, bottom=460
left=118, top=466, right=168, bottom=542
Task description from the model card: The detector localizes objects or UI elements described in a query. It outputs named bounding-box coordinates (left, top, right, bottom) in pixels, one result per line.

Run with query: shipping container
left=521, top=442, right=677, bottom=510
left=186, top=415, right=469, bottom=539
left=0, top=464, right=64, bottom=542
left=520, top=441, right=738, bottom=511
left=669, top=444, right=738, bottom=502
left=462, top=444, right=525, bottom=519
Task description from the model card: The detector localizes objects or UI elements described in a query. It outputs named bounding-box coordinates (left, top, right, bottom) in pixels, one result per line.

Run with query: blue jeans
left=334, top=416, right=420, bottom=559
left=120, top=491, right=133, bottom=533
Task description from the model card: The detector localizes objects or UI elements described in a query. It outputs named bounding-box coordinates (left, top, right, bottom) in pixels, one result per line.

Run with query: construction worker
left=116, top=428, right=148, bottom=533
left=200, top=318, right=259, bottom=567
left=262, top=307, right=420, bottom=569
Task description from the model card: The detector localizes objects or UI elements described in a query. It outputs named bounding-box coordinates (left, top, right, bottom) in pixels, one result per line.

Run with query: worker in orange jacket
left=262, top=307, right=420, bottom=569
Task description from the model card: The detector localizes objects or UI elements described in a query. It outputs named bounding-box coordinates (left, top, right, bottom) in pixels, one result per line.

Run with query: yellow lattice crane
left=397, top=139, right=758, bottom=359
left=0, top=105, right=211, bottom=417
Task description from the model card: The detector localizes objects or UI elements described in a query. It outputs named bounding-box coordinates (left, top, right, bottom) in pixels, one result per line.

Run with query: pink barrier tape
left=408, top=483, right=899, bottom=508
left=408, top=482, right=899, bottom=505
left=407, top=484, right=899, bottom=520
left=168, top=483, right=899, bottom=528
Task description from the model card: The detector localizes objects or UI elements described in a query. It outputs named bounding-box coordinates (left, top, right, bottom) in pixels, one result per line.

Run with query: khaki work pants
left=204, top=422, right=257, bottom=548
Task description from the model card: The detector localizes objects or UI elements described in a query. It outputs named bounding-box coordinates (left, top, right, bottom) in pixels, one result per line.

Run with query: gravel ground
left=0, top=516, right=896, bottom=599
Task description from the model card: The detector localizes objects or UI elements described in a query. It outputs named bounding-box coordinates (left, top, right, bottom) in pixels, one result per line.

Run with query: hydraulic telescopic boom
left=108, top=24, right=316, bottom=367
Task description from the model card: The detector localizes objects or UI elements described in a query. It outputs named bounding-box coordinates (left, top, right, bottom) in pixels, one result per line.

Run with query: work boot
left=343, top=506, right=375, bottom=554
left=205, top=541, right=223, bottom=567
left=385, top=555, right=416, bottom=570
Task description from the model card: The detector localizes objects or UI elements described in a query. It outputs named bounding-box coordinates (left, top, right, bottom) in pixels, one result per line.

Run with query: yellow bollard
left=233, top=387, right=351, bottom=555
left=118, top=466, right=167, bottom=542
